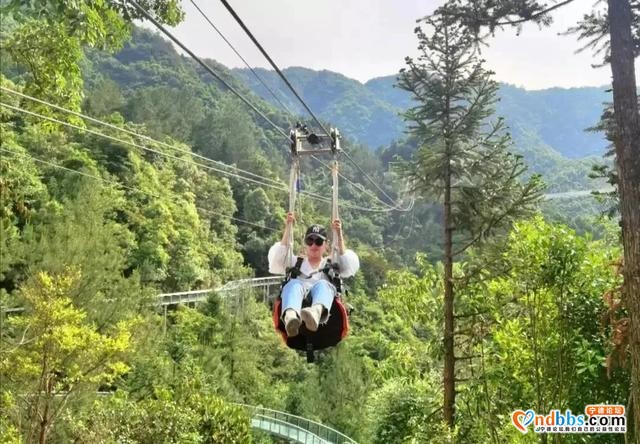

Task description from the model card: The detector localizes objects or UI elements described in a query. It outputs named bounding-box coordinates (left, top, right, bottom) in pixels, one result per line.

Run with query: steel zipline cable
left=188, top=0, right=296, bottom=119
left=187, top=1, right=403, bottom=210
left=341, top=149, right=399, bottom=206
left=1, top=100, right=404, bottom=213
left=1, top=86, right=283, bottom=187
left=128, top=0, right=411, bottom=213
left=0, top=101, right=292, bottom=193
left=126, top=0, right=290, bottom=141
left=218, top=0, right=330, bottom=136
left=215, top=0, right=402, bottom=208
left=310, top=154, right=415, bottom=212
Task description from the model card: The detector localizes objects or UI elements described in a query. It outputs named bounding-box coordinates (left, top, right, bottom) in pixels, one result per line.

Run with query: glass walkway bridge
left=237, top=404, right=357, bottom=444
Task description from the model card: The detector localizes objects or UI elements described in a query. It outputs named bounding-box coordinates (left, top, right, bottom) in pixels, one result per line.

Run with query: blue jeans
left=281, top=279, right=335, bottom=322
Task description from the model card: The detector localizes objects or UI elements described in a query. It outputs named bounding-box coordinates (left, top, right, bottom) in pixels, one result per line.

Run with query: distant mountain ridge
left=86, top=28, right=607, bottom=193
left=233, top=68, right=610, bottom=159
left=232, top=67, right=405, bottom=149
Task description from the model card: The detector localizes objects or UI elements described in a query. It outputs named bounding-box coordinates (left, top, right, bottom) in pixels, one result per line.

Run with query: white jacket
left=267, top=242, right=360, bottom=291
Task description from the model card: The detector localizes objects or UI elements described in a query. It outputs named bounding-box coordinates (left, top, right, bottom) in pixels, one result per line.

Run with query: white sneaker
left=301, top=304, right=324, bottom=332
left=283, top=309, right=301, bottom=337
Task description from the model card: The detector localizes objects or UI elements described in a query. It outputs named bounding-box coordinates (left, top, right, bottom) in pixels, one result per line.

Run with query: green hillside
left=1, top=6, right=629, bottom=443
left=237, top=68, right=609, bottom=192
left=233, top=67, right=405, bottom=149
left=497, top=83, right=610, bottom=158
left=363, top=74, right=610, bottom=158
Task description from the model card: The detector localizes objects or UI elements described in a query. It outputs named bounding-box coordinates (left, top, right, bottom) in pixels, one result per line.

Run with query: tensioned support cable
left=189, top=0, right=296, bottom=118
left=330, top=155, right=340, bottom=265
left=286, top=156, right=300, bottom=269
left=133, top=0, right=409, bottom=212
left=2, top=100, right=401, bottom=213
left=126, top=0, right=290, bottom=140
left=218, top=0, right=330, bottom=136
left=310, top=154, right=396, bottom=210
left=1, top=86, right=284, bottom=187
left=341, top=150, right=397, bottom=206
left=216, top=0, right=403, bottom=209
left=0, top=101, right=287, bottom=191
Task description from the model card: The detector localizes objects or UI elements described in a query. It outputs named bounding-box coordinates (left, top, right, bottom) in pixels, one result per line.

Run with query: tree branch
left=494, top=0, right=577, bottom=26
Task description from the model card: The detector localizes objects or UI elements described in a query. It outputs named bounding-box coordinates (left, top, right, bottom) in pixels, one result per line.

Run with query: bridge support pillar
left=163, top=305, right=167, bottom=335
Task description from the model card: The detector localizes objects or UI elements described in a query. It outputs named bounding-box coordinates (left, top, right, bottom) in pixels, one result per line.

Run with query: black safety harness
left=283, top=256, right=344, bottom=295
left=280, top=256, right=346, bottom=363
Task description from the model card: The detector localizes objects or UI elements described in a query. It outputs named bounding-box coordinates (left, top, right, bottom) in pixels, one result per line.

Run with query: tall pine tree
left=436, top=0, right=640, bottom=434
left=397, top=11, right=543, bottom=427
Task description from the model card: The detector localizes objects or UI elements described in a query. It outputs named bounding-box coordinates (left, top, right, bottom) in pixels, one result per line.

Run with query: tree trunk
left=39, top=417, right=48, bottom=444
left=607, top=0, right=640, bottom=437
left=443, top=148, right=455, bottom=427
left=39, top=378, right=52, bottom=444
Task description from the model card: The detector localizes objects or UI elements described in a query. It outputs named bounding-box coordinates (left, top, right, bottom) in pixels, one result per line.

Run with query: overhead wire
left=1, top=147, right=280, bottom=233
left=126, top=0, right=406, bottom=212
left=215, top=0, right=409, bottom=210
left=218, top=0, right=330, bottom=136
left=188, top=0, right=390, bottom=215
left=1, top=101, right=343, bottom=205
left=188, top=0, right=296, bottom=119
left=1, top=101, right=400, bottom=212
left=310, top=154, right=397, bottom=210
left=186, top=1, right=400, bottom=215
left=126, top=0, right=290, bottom=141
left=131, top=0, right=411, bottom=212
left=308, top=152, right=415, bottom=212
left=0, top=101, right=292, bottom=192
left=341, top=150, right=399, bottom=207
left=1, top=86, right=283, bottom=187
left=383, top=205, right=416, bottom=248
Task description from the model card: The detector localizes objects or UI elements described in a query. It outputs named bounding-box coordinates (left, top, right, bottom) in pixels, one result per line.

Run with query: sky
left=166, top=0, right=638, bottom=90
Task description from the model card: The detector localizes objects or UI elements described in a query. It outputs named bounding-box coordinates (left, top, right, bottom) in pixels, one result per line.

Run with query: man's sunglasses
left=305, top=236, right=325, bottom=247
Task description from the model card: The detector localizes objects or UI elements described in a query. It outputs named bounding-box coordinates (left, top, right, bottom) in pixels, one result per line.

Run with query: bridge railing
left=251, top=414, right=328, bottom=444
left=156, top=276, right=284, bottom=307
left=3, top=277, right=287, bottom=312
left=238, top=404, right=357, bottom=444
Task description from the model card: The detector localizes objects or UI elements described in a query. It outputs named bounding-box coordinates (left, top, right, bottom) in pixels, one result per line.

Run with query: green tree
left=467, top=218, right=627, bottom=443
left=367, top=378, right=454, bottom=444
left=0, top=0, right=183, bottom=112
left=1, top=269, right=134, bottom=444
left=397, top=11, right=543, bottom=427
left=124, top=86, right=205, bottom=142
left=83, top=77, right=125, bottom=118
left=437, top=0, right=640, bottom=433
left=69, top=391, right=252, bottom=443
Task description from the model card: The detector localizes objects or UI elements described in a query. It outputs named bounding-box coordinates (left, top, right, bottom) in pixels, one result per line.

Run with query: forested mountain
left=89, top=29, right=607, bottom=195
left=237, top=68, right=610, bottom=158
left=236, top=68, right=610, bottom=197
left=496, top=84, right=610, bottom=158
left=364, top=75, right=610, bottom=155
left=1, top=4, right=631, bottom=443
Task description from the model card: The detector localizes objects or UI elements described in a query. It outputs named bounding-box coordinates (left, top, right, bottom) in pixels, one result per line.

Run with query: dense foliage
left=0, top=3, right=631, bottom=444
